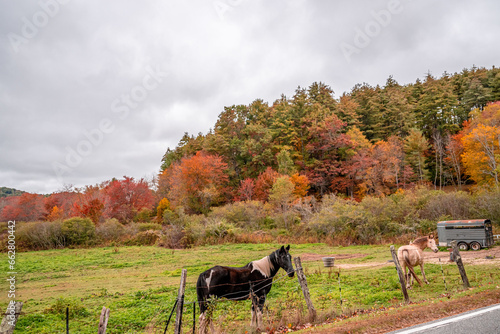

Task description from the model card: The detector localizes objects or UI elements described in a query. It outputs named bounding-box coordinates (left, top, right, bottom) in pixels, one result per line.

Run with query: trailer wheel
left=457, top=242, right=469, bottom=251
left=470, top=241, right=481, bottom=251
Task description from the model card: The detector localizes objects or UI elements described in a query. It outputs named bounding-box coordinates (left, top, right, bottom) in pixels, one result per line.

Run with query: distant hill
left=0, top=187, right=25, bottom=198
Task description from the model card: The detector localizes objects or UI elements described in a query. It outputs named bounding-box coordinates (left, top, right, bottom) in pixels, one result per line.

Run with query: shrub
left=16, top=221, right=65, bottom=250
left=473, top=189, right=500, bottom=225
left=419, top=191, right=473, bottom=220
left=125, top=230, right=161, bottom=246
left=308, top=196, right=362, bottom=239
left=209, top=200, right=267, bottom=229
left=61, top=217, right=96, bottom=246
left=96, top=218, right=125, bottom=242
left=134, top=208, right=153, bottom=223
left=203, top=218, right=237, bottom=241
left=158, top=225, right=194, bottom=249
left=162, top=209, right=179, bottom=225
left=137, top=223, right=162, bottom=232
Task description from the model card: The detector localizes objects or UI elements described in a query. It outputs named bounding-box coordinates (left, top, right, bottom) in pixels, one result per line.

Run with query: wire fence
left=160, top=248, right=500, bottom=334
left=3, top=247, right=499, bottom=333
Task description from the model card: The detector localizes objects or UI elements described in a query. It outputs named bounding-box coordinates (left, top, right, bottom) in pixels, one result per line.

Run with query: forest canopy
left=158, top=66, right=500, bottom=213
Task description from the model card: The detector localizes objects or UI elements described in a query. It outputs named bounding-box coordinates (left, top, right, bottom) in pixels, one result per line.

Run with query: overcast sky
left=1, top=0, right=499, bottom=194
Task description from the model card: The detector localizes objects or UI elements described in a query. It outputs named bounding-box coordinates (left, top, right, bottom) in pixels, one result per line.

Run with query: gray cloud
left=1, top=0, right=499, bottom=193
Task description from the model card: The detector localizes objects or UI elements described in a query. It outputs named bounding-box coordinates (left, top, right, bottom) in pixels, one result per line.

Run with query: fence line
left=4, top=245, right=499, bottom=333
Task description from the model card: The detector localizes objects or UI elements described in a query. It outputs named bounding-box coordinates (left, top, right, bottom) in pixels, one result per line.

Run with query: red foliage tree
left=254, top=167, right=280, bottom=201
left=43, top=191, right=79, bottom=220
left=102, top=177, right=155, bottom=222
left=305, top=114, right=350, bottom=195
left=0, top=193, right=45, bottom=221
left=235, top=178, right=256, bottom=201
left=73, top=185, right=104, bottom=223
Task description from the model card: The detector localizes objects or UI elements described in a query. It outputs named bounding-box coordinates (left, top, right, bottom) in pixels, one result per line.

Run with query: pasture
left=1, top=243, right=499, bottom=333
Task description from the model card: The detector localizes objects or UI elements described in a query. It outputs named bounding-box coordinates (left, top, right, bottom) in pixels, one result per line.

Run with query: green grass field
left=1, top=243, right=499, bottom=333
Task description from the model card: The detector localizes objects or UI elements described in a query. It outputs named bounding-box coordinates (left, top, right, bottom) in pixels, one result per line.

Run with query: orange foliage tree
left=290, top=173, right=310, bottom=198
left=254, top=167, right=280, bottom=201
left=461, top=102, right=500, bottom=188
left=160, top=151, right=229, bottom=214
left=462, top=124, right=500, bottom=188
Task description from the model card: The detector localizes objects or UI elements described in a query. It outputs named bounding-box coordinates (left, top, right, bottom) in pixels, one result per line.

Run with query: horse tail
left=402, top=249, right=411, bottom=267
left=197, top=272, right=208, bottom=314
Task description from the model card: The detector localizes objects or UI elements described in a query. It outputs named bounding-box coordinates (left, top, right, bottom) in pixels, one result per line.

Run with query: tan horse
left=397, top=235, right=438, bottom=288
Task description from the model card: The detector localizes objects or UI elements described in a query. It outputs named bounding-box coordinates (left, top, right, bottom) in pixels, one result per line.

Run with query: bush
left=203, top=218, right=237, bottom=241
left=134, top=208, right=153, bottom=223
left=137, top=223, right=162, bottom=232
left=473, top=190, right=500, bottom=225
left=162, top=209, right=179, bottom=225
left=158, top=225, right=194, bottom=249
left=419, top=191, right=473, bottom=220
left=96, top=218, right=125, bottom=242
left=16, top=221, right=65, bottom=250
left=125, top=230, right=161, bottom=246
left=61, top=217, right=96, bottom=246
left=209, top=201, right=267, bottom=229
left=308, top=196, right=362, bottom=239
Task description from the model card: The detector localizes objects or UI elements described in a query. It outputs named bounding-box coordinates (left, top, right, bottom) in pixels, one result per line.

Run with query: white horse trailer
left=437, top=219, right=494, bottom=251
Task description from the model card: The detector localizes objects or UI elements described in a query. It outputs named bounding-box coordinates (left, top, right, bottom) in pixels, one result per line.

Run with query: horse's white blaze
left=206, top=270, right=214, bottom=288
left=251, top=256, right=274, bottom=278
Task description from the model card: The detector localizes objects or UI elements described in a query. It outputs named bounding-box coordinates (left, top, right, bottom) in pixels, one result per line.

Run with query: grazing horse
left=197, top=245, right=295, bottom=333
left=397, top=235, right=438, bottom=288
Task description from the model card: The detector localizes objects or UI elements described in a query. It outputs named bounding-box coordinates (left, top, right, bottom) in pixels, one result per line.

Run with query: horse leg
left=256, top=296, right=265, bottom=330
left=250, top=303, right=257, bottom=328
left=402, top=263, right=411, bottom=289
left=198, top=312, right=207, bottom=334
left=420, top=263, right=429, bottom=284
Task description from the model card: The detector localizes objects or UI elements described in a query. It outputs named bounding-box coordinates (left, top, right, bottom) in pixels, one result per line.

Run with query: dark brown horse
left=196, top=245, right=295, bottom=332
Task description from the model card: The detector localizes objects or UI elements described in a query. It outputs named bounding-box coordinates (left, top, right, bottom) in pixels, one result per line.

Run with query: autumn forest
left=1, top=66, right=500, bottom=248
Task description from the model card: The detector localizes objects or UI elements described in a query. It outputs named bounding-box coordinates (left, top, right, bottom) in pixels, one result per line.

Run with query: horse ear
left=429, top=234, right=434, bottom=239
left=280, top=246, right=285, bottom=253
left=286, top=245, right=290, bottom=251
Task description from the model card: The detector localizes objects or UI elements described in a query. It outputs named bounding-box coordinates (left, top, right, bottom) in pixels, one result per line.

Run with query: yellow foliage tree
left=156, top=198, right=171, bottom=221
left=461, top=123, right=500, bottom=188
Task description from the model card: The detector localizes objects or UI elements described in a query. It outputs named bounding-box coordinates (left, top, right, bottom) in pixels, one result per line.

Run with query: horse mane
left=251, top=256, right=274, bottom=278
left=411, top=236, right=428, bottom=247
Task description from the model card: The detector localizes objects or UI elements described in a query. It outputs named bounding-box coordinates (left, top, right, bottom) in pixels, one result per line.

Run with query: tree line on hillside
left=0, top=177, right=154, bottom=223
left=159, top=66, right=500, bottom=214
left=0, top=187, right=25, bottom=198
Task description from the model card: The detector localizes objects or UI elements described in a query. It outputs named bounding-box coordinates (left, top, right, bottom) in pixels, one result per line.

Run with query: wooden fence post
left=294, top=257, right=317, bottom=322
left=174, top=269, right=187, bottom=334
left=451, top=240, right=470, bottom=289
left=390, top=245, right=410, bottom=304
left=98, top=307, right=110, bottom=334
left=0, top=301, right=22, bottom=334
